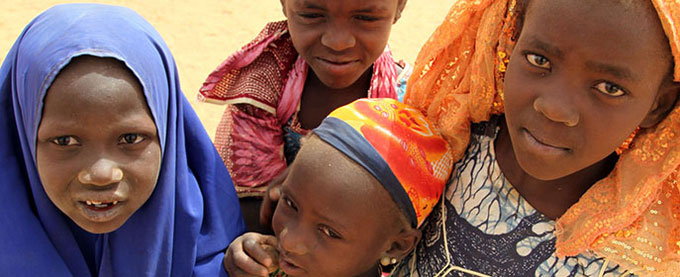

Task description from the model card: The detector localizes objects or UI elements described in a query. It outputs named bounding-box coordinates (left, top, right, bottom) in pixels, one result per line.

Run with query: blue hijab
left=0, top=4, right=245, bottom=276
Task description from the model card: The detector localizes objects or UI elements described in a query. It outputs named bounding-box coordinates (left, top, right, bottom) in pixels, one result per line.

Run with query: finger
left=243, top=239, right=275, bottom=267
left=260, top=234, right=278, bottom=247
left=259, top=188, right=279, bottom=227
left=259, top=168, right=288, bottom=227
left=268, top=183, right=281, bottom=201
left=266, top=168, right=287, bottom=201
left=232, top=247, right=270, bottom=276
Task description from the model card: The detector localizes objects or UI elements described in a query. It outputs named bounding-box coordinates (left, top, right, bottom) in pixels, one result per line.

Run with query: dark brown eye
left=526, top=53, right=551, bottom=69
left=51, top=136, right=79, bottom=146
left=284, top=196, right=298, bottom=211
left=119, top=134, right=144, bottom=144
left=320, top=225, right=342, bottom=239
left=355, top=15, right=379, bottom=22
left=595, top=81, right=626, bottom=97
left=298, top=13, right=322, bottom=19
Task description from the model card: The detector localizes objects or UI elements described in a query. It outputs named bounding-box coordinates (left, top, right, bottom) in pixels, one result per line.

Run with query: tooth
left=91, top=201, right=102, bottom=205
left=113, top=201, right=118, bottom=205
left=86, top=200, right=92, bottom=205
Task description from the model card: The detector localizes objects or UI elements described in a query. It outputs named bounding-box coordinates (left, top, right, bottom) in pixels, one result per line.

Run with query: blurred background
left=1, top=0, right=451, bottom=137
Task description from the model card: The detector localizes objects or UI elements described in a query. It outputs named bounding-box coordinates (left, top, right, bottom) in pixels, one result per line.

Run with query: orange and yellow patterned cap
left=313, top=98, right=454, bottom=228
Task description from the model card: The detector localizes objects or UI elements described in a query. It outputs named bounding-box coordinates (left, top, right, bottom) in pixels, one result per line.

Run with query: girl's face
left=271, top=137, right=405, bottom=277
left=36, top=57, right=161, bottom=234
left=503, top=0, right=677, bottom=180
left=281, top=0, right=406, bottom=89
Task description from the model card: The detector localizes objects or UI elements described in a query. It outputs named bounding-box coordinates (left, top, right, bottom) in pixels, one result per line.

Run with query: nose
left=77, top=158, right=123, bottom=186
left=279, top=226, right=311, bottom=255
left=321, top=22, right=356, bottom=52
left=533, top=92, right=580, bottom=127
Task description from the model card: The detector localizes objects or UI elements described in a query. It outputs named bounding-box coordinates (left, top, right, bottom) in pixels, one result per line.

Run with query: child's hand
left=223, top=232, right=279, bottom=277
left=259, top=168, right=288, bottom=228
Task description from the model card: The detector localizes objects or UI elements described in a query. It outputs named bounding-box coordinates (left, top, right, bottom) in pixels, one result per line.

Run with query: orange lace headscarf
left=404, top=0, right=680, bottom=274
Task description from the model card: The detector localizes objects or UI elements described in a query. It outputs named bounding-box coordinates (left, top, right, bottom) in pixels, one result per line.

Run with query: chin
left=71, top=216, right=126, bottom=234
left=318, top=76, right=357, bottom=89
left=515, top=156, right=575, bottom=181
left=78, top=223, right=123, bottom=234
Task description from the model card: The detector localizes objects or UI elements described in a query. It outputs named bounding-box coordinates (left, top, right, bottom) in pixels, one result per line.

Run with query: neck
left=297, top=68, right=372, bottom=129
left=494, top=118, right=617, bottom=219
left=306, top=66, right=373, bottom=96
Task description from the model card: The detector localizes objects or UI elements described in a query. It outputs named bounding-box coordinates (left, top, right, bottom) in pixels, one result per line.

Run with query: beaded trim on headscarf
left=404, top=0, right=680, bottom=274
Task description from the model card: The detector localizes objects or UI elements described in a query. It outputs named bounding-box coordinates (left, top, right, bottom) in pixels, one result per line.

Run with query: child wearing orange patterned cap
left=222, top=98, right=453, bottom=277
left=392, top=0, right=680, bottom=276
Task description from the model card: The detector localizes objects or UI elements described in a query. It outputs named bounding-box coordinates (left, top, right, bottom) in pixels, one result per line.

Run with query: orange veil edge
left=404, top=0, right=680, bottom=274
left=403, top=0, right=515, bottom=161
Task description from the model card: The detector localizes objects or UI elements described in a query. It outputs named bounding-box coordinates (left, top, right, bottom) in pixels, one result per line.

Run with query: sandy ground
left=1, top=0, right=451, bottom=138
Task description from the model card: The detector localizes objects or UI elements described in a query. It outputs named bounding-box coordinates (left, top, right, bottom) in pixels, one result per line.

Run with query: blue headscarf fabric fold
left=0, top=4, right=245, bottom=276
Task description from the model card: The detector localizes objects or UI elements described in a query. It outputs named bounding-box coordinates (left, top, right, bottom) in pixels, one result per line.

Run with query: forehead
left=285, top=137, right=395, bottom=223
left=42, top=57, right=150, bottom=122
left=523, top=0, right=666, bottom=49
left=286, top=0, right=397, bottom=12
left=521, top=0, right=671, bottom=74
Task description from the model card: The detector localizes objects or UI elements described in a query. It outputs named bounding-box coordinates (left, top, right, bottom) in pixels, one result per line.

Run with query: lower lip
left=316, top=58, right=359, bottom=74
left=279, top=257, right=306, bottom=276
left=77, top=201, right=123, bottom=223
left=521, top=129, right=569, bottom=156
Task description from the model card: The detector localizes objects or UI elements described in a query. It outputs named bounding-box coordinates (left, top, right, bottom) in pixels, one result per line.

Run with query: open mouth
left=278, top=252, right=305, bottom=275
left=82, top=200, right=120, bottom=211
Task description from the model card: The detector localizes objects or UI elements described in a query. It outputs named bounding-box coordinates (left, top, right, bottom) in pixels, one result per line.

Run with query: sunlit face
left=501, top=0, right=676, bottom=180
left=505, top=0, right=671, bottom=180
left=36, top=56, right=161, bottom=234
left=281, top=0, right=405, bottom=89
left=271, top=136, right=403, bottom=277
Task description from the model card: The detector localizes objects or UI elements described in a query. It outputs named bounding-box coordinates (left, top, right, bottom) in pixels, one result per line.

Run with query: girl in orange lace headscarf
left=393, top=0, right=680, bottom=276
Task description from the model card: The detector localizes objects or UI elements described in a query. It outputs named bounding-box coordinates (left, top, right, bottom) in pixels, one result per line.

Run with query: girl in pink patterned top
left=199, top=0, right=411, bottom=231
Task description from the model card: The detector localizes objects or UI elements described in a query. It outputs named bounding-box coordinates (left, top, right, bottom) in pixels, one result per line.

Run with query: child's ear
left=385, top=227, right=421, bottom=261
left=394, top=0, right=408, bottom=23
left=640, top=80, right=679, bottom=128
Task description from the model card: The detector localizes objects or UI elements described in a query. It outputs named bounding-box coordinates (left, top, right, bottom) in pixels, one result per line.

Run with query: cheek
left=319, top=242, right=382, bottom=276
left=128, top=143, right=162, bottom=205
left=35, top=148, right=73, bottom=202
left=360, top=27, right=391, bottom=53
left=289, top=26, right=316, bottom=53
left=503, top=58, right=542, bottom=122
left=584, top=111, right=638, bottom=152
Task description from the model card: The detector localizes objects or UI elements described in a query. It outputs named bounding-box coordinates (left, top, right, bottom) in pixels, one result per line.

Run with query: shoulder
left=200, top=20, right=298, bottom=112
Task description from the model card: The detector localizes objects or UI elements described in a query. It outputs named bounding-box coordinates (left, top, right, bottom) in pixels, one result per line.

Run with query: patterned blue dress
left=392, top=119, right=632, bottom=277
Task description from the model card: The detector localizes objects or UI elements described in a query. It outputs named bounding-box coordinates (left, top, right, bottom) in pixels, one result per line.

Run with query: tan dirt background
left=1, top=0, right=451, bottom=138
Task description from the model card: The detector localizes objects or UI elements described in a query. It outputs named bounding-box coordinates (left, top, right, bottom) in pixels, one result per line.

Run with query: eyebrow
left=527, top=36, right=638, bottom=81
left=584, top=61, right=637, bottom=81
left=300, top=1, right=324, bottom=10
left=351, top=5, right=389, bottom=13
left=313, top=209, right=349, bottom=233
left=298, top=1, right=388, bottom=13
left=527, top=37, right=564, bottom=59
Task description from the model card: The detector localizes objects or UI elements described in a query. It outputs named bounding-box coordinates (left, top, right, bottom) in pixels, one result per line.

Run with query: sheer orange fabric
left=404, top=0, right=680, bottom=274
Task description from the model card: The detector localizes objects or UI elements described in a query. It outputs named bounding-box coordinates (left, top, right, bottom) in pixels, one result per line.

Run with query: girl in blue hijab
left=0, top=3, right=245, bottom=276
